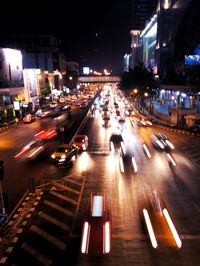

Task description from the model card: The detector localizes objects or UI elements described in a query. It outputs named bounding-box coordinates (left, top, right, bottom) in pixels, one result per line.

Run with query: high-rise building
left=132, top=0, right=157, bottom=30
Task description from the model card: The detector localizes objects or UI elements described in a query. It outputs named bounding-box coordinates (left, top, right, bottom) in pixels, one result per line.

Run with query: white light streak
left=81, top=221, right=90, bottom=253
left=143, top=209, right=158, bottom=248
left=143, top=144, right=151, bottom=158
left=119, top=156, right=124, bottom=173
left=163, top=208, right=182, bottom=248
left=131, top=156, right=138, bottom=173
left=104, top=222, right=111, bottom=253
left=167, top=153, right=176, bottom=166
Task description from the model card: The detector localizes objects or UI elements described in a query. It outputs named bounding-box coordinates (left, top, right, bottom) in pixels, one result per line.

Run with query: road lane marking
left=0, top=257, right=7, bottom=263
left=50, top=191, right=78, bottom=205
left=31, top=225, right=66, bottom=251
left=44, top=200, right=74, bottom=216
left=64, top=178, right=82, bottom=186
left=180, top=234, right=200, bottom=240
left=22, top=242, right=52, bottom=266
left=38, top=211, right=70, bottom=231
left=6, top=247, right=13, bottom=253
left=64, top=185, right=80, bottom=195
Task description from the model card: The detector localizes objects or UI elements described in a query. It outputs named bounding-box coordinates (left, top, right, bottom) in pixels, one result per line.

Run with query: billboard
left=0, top=48, right=23, bottom=87
left=83, top=67, right=90, bottom=75
left=23, top=69, right=39, bottom=102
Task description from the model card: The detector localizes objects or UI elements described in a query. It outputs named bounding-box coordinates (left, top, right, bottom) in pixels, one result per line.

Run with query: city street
left=1, top=88, right=200, bottom=265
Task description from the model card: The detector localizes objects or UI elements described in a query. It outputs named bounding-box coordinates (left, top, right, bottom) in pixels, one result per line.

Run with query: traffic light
left=0, top=161, right=5, bottom=180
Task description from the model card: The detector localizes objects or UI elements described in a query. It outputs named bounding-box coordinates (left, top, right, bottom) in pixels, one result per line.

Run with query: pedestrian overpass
left=78, top=75, right=120, bottom=83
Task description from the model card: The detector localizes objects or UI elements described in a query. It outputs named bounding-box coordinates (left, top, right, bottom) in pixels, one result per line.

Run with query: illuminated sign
left=83, top=67, right=90, bottom=75
left=14, top=101, right=20, bottom=110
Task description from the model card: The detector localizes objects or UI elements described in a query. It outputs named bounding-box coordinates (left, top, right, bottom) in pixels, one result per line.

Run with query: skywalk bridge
left=78, top=75, right=120, bottom=84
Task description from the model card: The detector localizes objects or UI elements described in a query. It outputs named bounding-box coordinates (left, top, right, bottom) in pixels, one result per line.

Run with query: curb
left=154, top=124, right=200, bottom=137
left=0, top=123, right=18, bottom=132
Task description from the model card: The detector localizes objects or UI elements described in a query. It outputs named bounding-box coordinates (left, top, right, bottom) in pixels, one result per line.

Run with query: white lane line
left=50, top=191, right=78, bottom=205
left=38, top=211, right=70, bottom=231
left=31, top=225, right=66, bottom=251
left=0, top=257, right=7, bottom=263
left=180, top=234, right=200, bottom=240
left=6, top=247, right=13, bottom=253
left=22, top=242, right=52, bottom=266
left=44, top=200, right=74, bottom=216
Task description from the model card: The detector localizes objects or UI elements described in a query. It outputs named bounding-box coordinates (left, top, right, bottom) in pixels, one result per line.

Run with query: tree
left=120, top=63, right=158, bottom=109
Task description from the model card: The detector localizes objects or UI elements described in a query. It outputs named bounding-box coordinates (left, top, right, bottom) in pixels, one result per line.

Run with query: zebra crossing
left=0, top=175, right=85, bottom=265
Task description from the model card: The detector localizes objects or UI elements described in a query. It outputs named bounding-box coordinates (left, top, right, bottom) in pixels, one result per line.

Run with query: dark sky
left=1, top=0, right=133, bottom=74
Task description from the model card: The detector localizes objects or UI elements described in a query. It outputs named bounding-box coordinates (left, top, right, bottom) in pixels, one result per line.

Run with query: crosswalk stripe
left=38, top=211, right=70, bottom=231
left=64, top=178, right=83, bottom=186
left=44, top=200, right=74, bottom=216
left=22, top=242, right=52, bottom=266
left=50, top=191, right=78, bottom=205
left=31, top=225, right=66, bottom=251
left=63, top=185, right=80, bottom=195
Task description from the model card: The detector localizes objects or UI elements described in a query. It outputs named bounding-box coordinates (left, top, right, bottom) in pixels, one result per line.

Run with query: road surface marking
left=12, top=237, right=18, bottom=243
left=38, top=211, right=70, bottom=231
left=6, top=247, right=13, bottom=253
left=44, top=200, right=74, bottom=216
left=180, top=234, right=200, bottom=240
left=31, top=225, right=66, bottom=250
left=0, top=257, right=7, bottom=263
left=63, top=185, right=80, bottom=195
left=17, top=228, right=23, bottom=234
left=22, top=242, right=52, bottom=266
left=64, top=178, right=82, bottom=186
left=50, top=191, right=78, bottom=205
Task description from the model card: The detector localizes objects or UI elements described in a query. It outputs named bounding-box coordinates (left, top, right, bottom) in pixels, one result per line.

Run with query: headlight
left=51, top=154, right=55, bottom=159
left=61, top=154, right=66, bottom=159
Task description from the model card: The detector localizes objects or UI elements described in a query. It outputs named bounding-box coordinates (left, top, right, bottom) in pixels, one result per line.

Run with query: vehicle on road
left=34, top=128, right=57, bottom=140
left=143, top=189, right=181, bottom=249
left=51, top=144, right=78, bottom=164
left=81, top=193, right=112, bottom=255
left=109, top=134, right=126, bottom=155
left=72, top=135, right=88, bottom=151
left=102, top=117, right=111, bottom=127
left=23, top=114, right=36, bottom=123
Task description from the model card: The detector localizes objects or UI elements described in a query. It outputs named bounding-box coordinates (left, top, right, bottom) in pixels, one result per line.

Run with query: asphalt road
left=1, top=87, right=200, bottom=265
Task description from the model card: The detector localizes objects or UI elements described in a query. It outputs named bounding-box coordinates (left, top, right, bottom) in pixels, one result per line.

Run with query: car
left=102, top=117, right=111, bottom=127
left=143, top=189, right=182, bottom=249
left=109, top=134, right=126, bottom=154
left=51, top=144, right=78, bottom=164
left=137, top=117, right=152, bottom=127
left=81, top=193, right=112, bottom=256
left=156, top=132, right=174, bottom=150
left=151, top=134, right=165, bottom=151
left=34, top=128, right=57, bottom=140
left=23, top=114, right=36, bottom=123
left=117, top=117, right=126, bottom=130
left=24, top=139, right=46, bottom=160
left=49, top=102, right=57, bottom=108
left=72, top=135, right=88, bottom=151
left=14, top=139, right=46, bottom=159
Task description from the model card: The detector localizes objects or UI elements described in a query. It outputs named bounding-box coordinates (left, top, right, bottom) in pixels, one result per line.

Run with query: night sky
left=1, top=0, right=133, bottom=75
